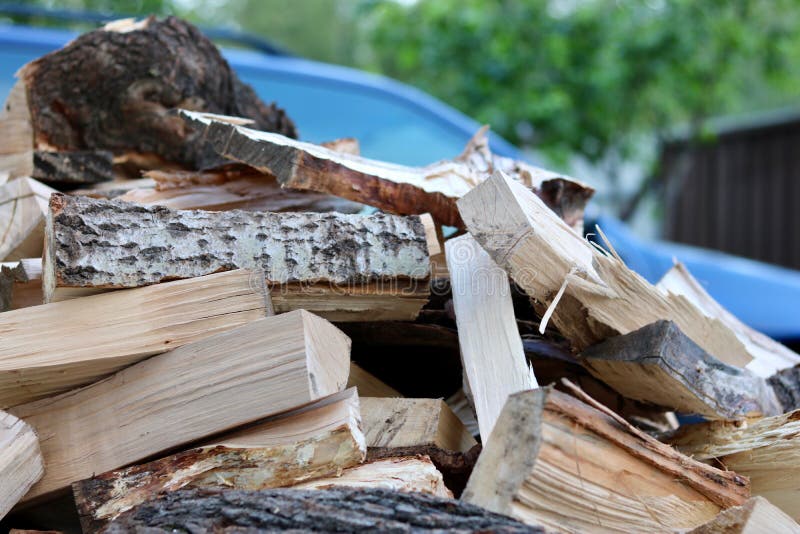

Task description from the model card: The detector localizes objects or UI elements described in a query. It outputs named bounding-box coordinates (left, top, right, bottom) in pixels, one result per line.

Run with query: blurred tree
left=361, top=0, right=800, bottom=212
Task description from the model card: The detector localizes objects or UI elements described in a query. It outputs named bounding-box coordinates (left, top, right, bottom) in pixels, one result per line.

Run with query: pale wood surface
left=446, top=233, right=536, bottom=442
left=690, top=496, right=800, bottom=533
left=180, top=110, right=592, bottom=229
left=293, top=456, right=453, bottom=499
left=0, top=269, right=267, bottom=407
left=668, top=410, right=800, bottom=521
left=458, top=171, right=753, bottom=368
left=73, top=388, right=364, bottom=529
left=657, top=262, right=800, bottom=378
left=0, top=411, right=44, bottom=518
left=9, top=309, right=351, bottom=502
left=0, top=178, right=54, bottom=261
left=0, top=81, right=33, bottom=178
left=347, top=363, right=402, bottom=397
left=361, top=397, right=477, bottom=453
left=581, top=320, right=781, bottom=419
left=462, top=386, right=749, bottom=533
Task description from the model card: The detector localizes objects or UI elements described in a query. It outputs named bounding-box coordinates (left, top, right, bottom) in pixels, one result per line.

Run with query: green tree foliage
left=362, top=0, right=800, bottom=169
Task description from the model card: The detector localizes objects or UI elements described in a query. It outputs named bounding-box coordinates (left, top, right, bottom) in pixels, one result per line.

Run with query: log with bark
left=43, top=194, right=435, bottom=320
left=10, top=309, right=350, bottom=503
left=458, top=171, right=755, bottom=369
left=667, top=409, right=800, bottom=521
left=461, top=384, right=749, bottom=532
left=657, top=262, right=800, bottom=377
left=769, top=364, right=800, bottom=412
left=0, top=258, right=42, bottom=311
left=0, top=178, right=55, bottom=261
left=690, top=496, right=800, bottom=533
left=102, top=487, right=541, bottom=533
left=31, top=151, right=114, bottom=188
left=180, top=110, right=593, bottom=229
left=1, top=17, right=296, bottom=178
left=73, top=388, right=364, bottom=530
left=0, top=269, right=267, bottom=407
left=580, top=320, right=781, bottom=419
left=0, top=412, right=44, bottom=519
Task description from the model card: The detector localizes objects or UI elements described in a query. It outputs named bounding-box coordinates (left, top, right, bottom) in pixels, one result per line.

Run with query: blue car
left=2, top=19, right=799, bottom=342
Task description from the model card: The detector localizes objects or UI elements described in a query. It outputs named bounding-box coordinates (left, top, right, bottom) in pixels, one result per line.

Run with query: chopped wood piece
left=458, top=171, right=753, bottom=368
left=117, top=166, right=363, bottom=212
left=9, top=309, right=350, bottom=502
left=462, top=386, right=749, bottom=532
left=0, top=269, right=267, bottom=407
left=768, top=364, right=800, bottom=412
left=0, top=412, right=44, bottom=519
left=293, top=455, right=452, bottom=498
left=668, top=410, right=800, bottom=521
left=72, top=388, right=364, bottom=530
left=446, top=233, right=536, bottom=441
left=32, top=151, right=113, bottom=187
left=0, top=258, right=42, bottom=311
left=103, top=488, right=541, bottom=533
left=11, top=17, right=295, bottom=173
left=580, top=320, right=781, bottom=419
left=0, top=82, right=33, bottom=177
left=43, top=194, right=434, bottom=308
left=0, top=178, right=55, bottom=261
left=446, top=389, right=480, bottom=437
left=180, top=110, right=593, bottom=229
left=361, top=397, right=477, bottom=453
left=657, top=262, right=800, bottom=377
left=690, top=496, right=800, bottom=533
left=347, top=363, right=402, bottom=397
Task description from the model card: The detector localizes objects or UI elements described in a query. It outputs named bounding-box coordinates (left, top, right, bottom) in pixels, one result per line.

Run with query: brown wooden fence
left=661, top=111, right=800, bottom=271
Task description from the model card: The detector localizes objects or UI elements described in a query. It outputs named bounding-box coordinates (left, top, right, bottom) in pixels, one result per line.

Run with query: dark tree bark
left=101, top=488, right=541, bottom=533
left=20, top=17, right=296, bottom=169
left=768, top=364, right=800, bottom=412
left=32, top=151, right=114, bottom=187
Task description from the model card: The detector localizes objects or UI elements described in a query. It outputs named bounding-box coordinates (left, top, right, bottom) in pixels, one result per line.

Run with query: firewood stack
left=2, top=16, right=800, bottom=534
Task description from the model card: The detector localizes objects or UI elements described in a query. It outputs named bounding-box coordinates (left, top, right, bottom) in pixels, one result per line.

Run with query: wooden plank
left=0, top=178, right=55, bottom=261
left=690, top=496, right=800, bottom=533
left=580, top=320, right=781, bottom=419
left=180, top=110, right=593, bottom=229
left=9, top=309, right=350, bottom=502
left=0, top=258, right=42, bottom=311
left=0, top=412, right=44, bottom=519
left=457, top=171, right=753, bottom=368
left=0, top=269, right=267, bottom=407
left=43, top=193, right=435, bottom=308
left=294, top=456, right=452, bottom=498
left=657, top=262, right=800, bottom=377
left=462, top=385, right=749, bottom=532
left=72, top=388, right=364, bottom=530
left=102, top=487, right=541, bottom=533
left=347, top=363, right=402, bottom=397
left=446, top=233, right=536, bottom=442
left=668, top=410, right=800, bottom=521
left=361, top=397, right=476, bottom=453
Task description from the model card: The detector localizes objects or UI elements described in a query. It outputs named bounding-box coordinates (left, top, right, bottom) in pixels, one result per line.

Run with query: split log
left=102, top=487, right=541, bottom=533
left=73, top=388, right=364, bottom=530
left=180, top=110, right=593, bottom=229
left=32, top=151, right=113, bottom=188
left=580, top=320, right=781, bottom=419
left=446, top=233, right=536, bottom=441
left=0, top=269, right=267, bottom=407
left=668, top=410, right=800, bottom=521
left=690, top=496, right=800, bottom=533
left=768, top=364, right=800, bottom=412
left=347, top=363, right=402, bottom=397
left=458, top=171, right=753, bottom=368
left=0, top=178, right=55, bottom=261
left=293, top=455, right=452, bottom=498
left=4, top=17, right=295, bottom=177
left=9, top=309, right=350, bottom=502
left=118, top=167, right=363, bottom=212
left=0, top=412, right=44, bottom=518
left=43, top=194, right=435, bottom=321
left=0, top=82, right=33, bottom=177
left=461, top=385, right=749, bottom=532
left=657, top=262, right=800, bottom=377
left=0, top=258, right=42, bottom=311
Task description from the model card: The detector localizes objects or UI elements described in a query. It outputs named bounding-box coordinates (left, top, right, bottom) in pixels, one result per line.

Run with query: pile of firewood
left=2, top=16, right=800, bottom=534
